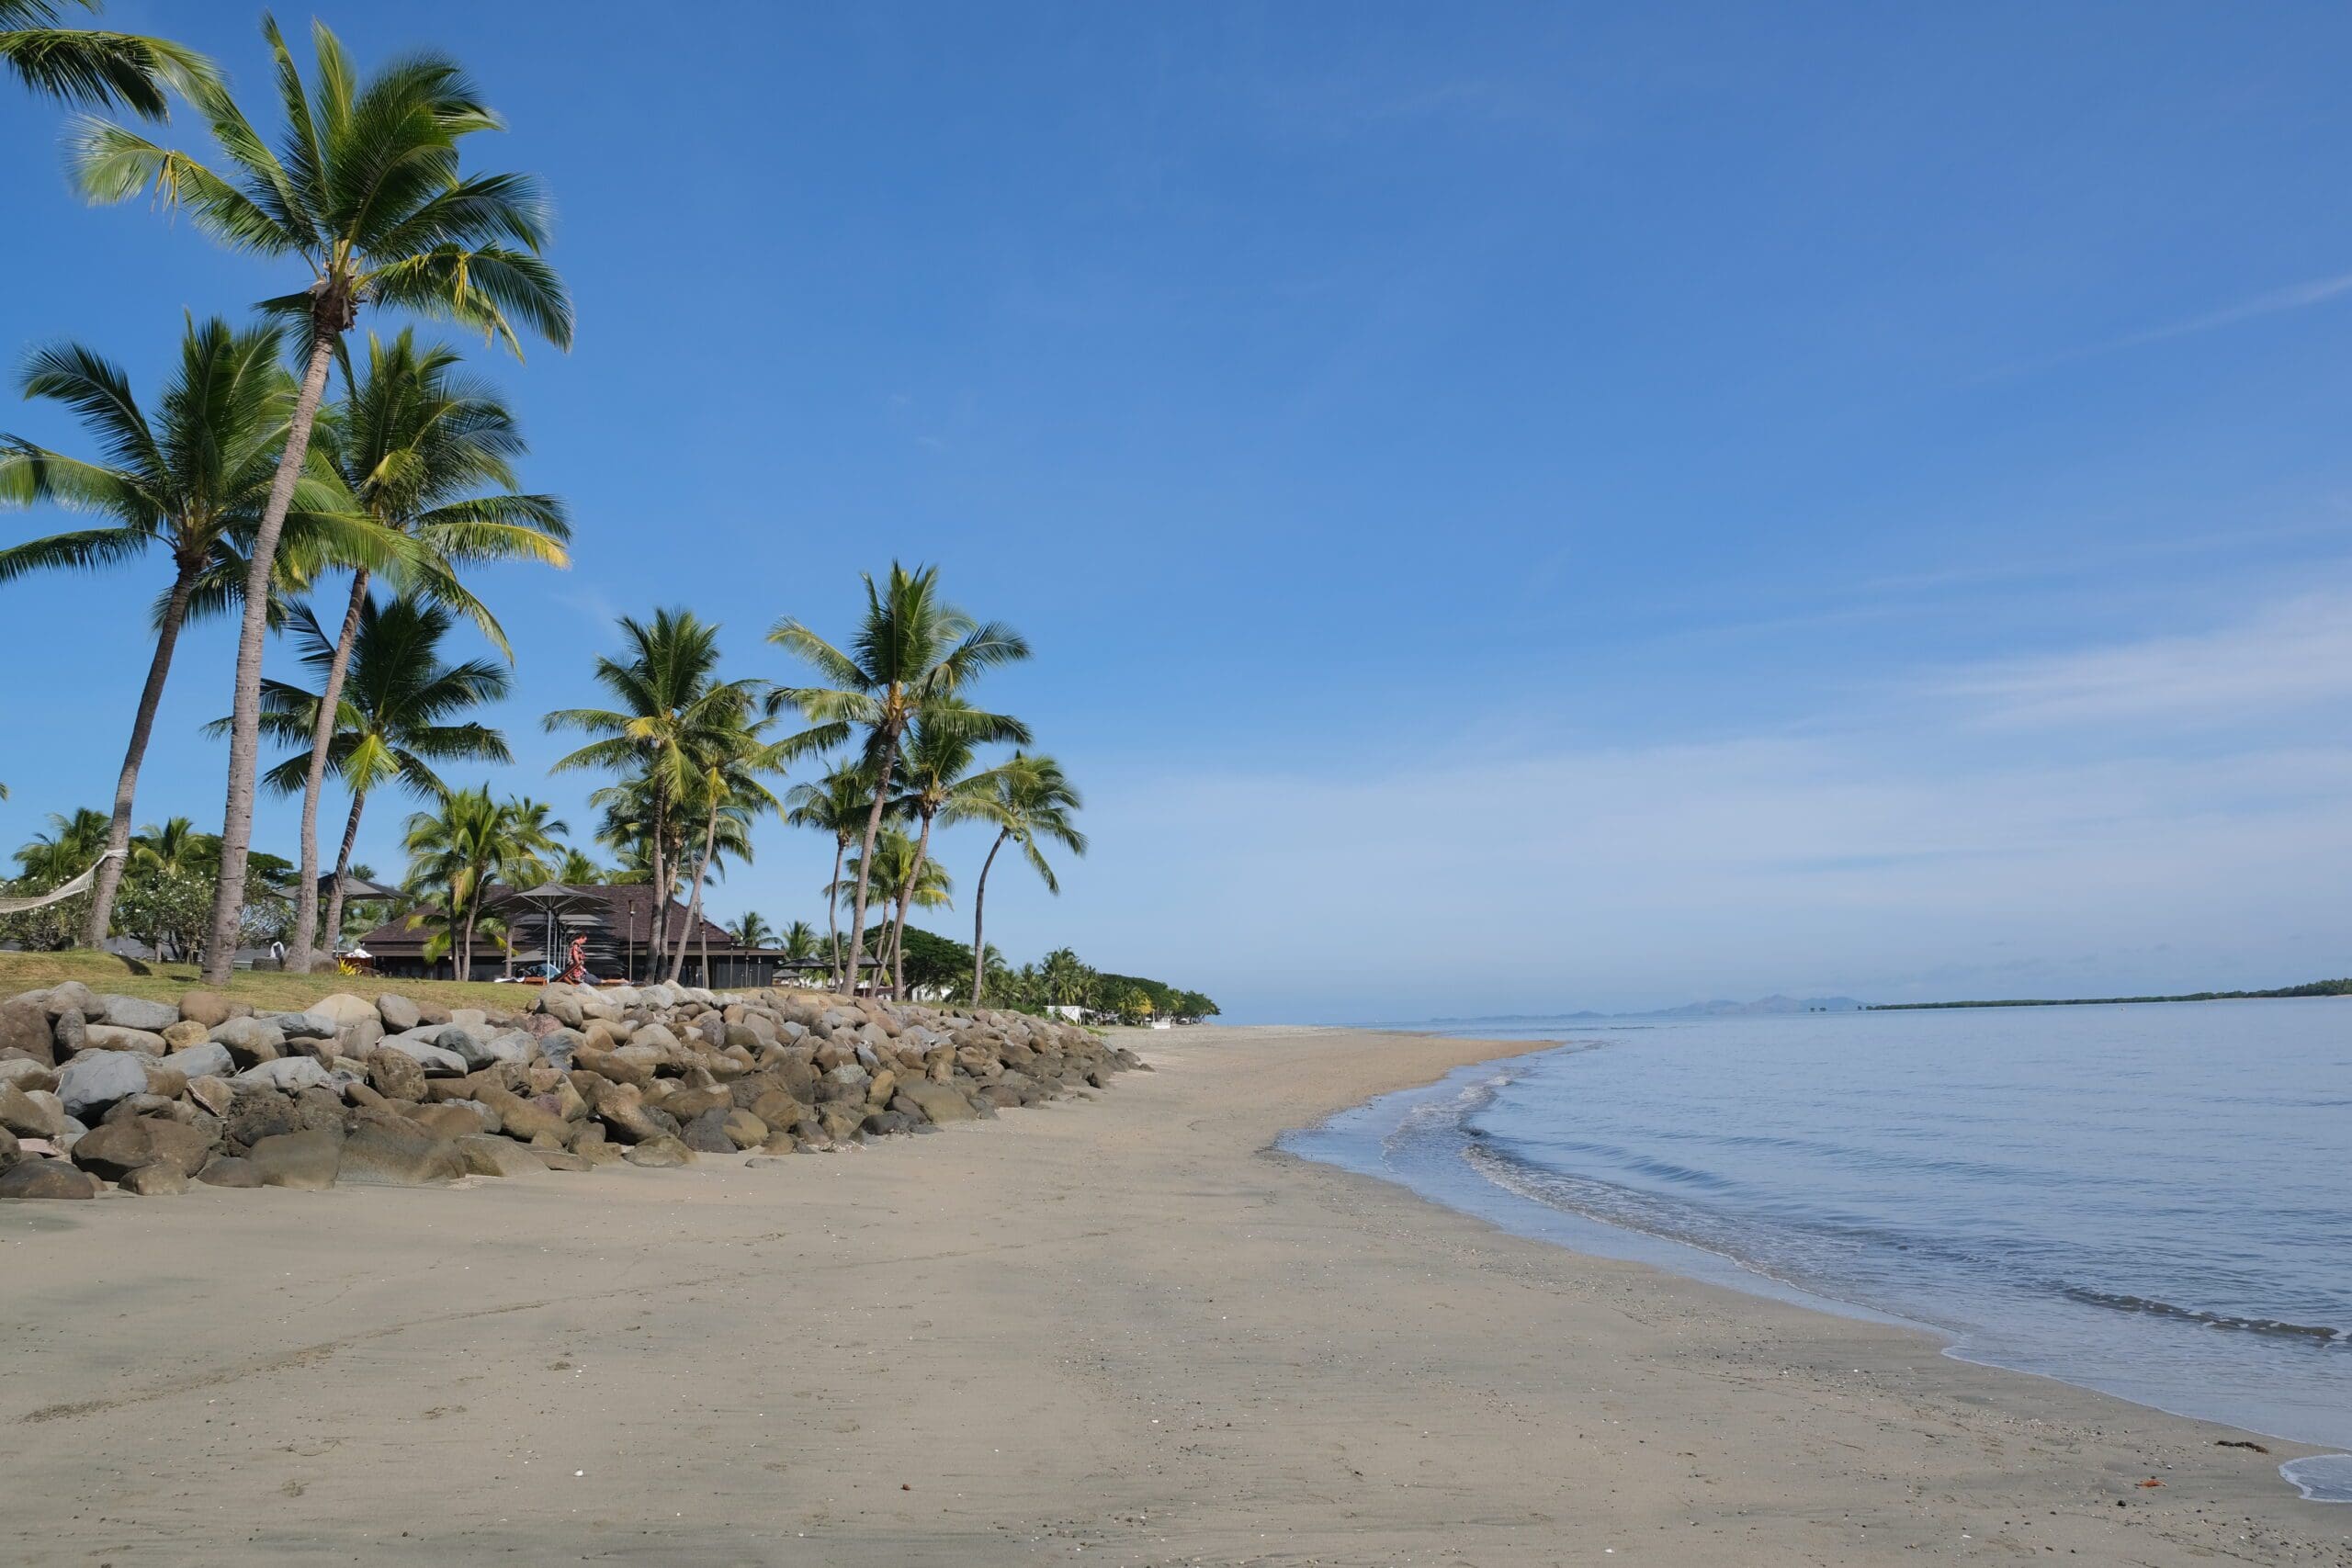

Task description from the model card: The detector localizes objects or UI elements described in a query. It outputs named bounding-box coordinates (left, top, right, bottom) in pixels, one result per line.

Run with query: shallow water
left=1283, top=1000, right=2352, bottom=1454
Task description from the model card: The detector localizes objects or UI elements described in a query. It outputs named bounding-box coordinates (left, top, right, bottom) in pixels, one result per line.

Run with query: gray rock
left=896, top=1079, right=981, bottom=1124
left=58, top=1050, right=153, bottom=1119
left=440, top=1027, right=533, bottom=1071
left=373, top=1032, right=469, bottom=1076
left=245, top=1127, right=343, bottom=1190
left=98, top=994, right=181, bottom=1032
left=162, top=1041, right=233, bottom=1081
left=68, top=1116, right=212, bottom=1180
left=41, top=981, right=98, bottom=1021
left=365, top=1047, right=427, bottom=1102
left=337, top=1017, right=384, bottom=1057
left=232, top=1057, right=334, bottom=1094
left=266, top=1010, right=337, bottom=1041
left=310, top=992, right=379, bottom=1028
left=537, top=987, right=586, bottom=1028
left=375, top=993, right=421, bottom=1032
left=0, top=1158, right=98, bottom=1199
left=51, top=1010, right=85, bottom=1056
left=680, top=1107, right=735, bottom=1154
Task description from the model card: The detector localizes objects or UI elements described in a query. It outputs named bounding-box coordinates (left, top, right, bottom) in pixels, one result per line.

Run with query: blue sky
left=6, top=3, right=2352, bottom=1020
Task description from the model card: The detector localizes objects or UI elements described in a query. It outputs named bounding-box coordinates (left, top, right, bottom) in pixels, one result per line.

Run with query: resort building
left=347, top=883, right=829, bottom=988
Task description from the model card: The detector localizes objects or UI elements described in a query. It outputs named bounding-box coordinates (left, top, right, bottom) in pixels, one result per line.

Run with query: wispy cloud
left=1932, top=590, right=2352, bottom=728
left=1980, top=269, right=2352, bottom=381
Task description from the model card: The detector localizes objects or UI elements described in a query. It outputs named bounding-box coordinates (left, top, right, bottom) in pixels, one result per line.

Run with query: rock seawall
left=0, top=982, right=1144, bottom=1200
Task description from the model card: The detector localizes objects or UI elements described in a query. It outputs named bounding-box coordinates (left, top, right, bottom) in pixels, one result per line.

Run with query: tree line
left=0, top=8, right=1199, bottom=1014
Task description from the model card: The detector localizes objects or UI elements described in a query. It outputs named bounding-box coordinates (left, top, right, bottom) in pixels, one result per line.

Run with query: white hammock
left=0, top=849, right=124, bottom=916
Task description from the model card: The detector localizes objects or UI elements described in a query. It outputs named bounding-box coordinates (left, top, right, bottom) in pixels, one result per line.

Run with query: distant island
left=1871, top=979, right=2352, bottom=1010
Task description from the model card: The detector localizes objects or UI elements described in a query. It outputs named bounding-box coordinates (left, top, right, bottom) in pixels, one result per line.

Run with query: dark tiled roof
left=352, top=882, right=735, bottom=954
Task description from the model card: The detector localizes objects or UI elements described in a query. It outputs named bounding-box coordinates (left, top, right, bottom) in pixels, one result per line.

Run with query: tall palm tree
left=729, top=910, right=774, bottom=951
left=885, top=701, right=1011, bottom=1000
left=664, top=700, right=791, bottom=984
left=401, top=786, right=559, bottom=979
left=0, top=317, right=389, bottom=950
left=546, top=609, right=750, bottom=975
left=944, top=752, right=1086, bottom=1005
left=281, top=330, right=567, bottom=974
left=1039, top=947, right=1095, bottom=1011
left=237, top=593, right=510, bottom=949
left=128, top=814, right=205, bottom=876
left=783, top=761, right=880, bottom=988
left=830, top=827, right=950, bottom=996
left=779, top=919, right=820, bottom=964
left=770, top=563, right=1029, bottom=995
left=73, top=15, right=572, bottom=983
left=1, top=0, right=212, bottom=117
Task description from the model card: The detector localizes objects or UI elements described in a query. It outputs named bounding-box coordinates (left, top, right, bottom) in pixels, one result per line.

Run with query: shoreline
left=5, top=1024, right=2346, bottom=1564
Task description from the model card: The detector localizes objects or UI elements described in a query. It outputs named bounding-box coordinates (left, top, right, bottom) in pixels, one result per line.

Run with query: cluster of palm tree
left=0, top=10, right=570, bottom=983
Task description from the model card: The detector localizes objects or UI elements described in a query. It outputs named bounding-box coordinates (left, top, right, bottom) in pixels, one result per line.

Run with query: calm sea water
left=1282, top=999, right=2352, bottom=1465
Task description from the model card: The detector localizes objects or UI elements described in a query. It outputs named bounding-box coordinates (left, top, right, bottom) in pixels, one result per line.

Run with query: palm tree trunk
left=646, top=783, right=669, bottom=982
left=840, top=728, right=902, bottom=997
left=669, top=807, right=717, bottom=983
left=889, top=808, right=936, bottom=1001
left=202, top=321, right=340, bottom=985
left=286, top=568, right=368, bottom=976
left=320, top=789, right=368, bottom=959
left=82, top=561, right=198, bottom=950
left=824, top=838, right=845, bottom=988
left=970, top=829, right=1008, bottom=1005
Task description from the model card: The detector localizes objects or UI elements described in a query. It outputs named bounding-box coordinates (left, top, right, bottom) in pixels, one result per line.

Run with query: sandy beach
left=5, top=1023, right=2345, bottom=1565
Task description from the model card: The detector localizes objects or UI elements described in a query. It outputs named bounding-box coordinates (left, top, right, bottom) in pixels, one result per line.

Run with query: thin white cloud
left=1979, top=269, right=2352, bottom=381
left=1933, top=590, right=2352, bottom=728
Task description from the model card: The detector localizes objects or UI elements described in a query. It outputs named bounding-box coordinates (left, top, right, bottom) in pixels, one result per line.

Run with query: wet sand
left=4, top=1024, right=2345, bottom=1564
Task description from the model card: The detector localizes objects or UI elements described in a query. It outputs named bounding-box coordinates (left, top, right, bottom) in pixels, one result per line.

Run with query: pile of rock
left=0, top=981, right=1144, bottom=1200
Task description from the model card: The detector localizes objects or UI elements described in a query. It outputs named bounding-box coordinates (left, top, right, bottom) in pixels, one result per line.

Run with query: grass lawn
left=0, top=949, right=530, bottom=1012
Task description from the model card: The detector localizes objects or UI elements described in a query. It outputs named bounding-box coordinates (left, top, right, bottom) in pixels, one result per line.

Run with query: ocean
left=1282, top=999, right=2352, bottom=1486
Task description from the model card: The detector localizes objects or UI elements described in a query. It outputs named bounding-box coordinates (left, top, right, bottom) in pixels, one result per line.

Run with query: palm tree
left=128, top=815, right=205, bottom=875
left=944, top=752, right=1086, bottom=1005
left=546, top=609, right=752, bottom=976
left=401, top=786, right=560, bottom=979
left=550, top=847, right=605, bottom=886
left=663, top=701, right=792, bottom=984
left=1, top=0, right=212, bottom=117
left=14, top=807, right=110, bottom=882
left=0, top=317, right=386, bottom=950
left=783, top=761, right=881, bottom=988
left=830, top=827, right=950, bottom=996
left=237, top=593, right=510, bottom=950
left=729, top=910, right=774, bottom=950
left=281, top=330, right=568, bottom=975
left=779, top=919, right=820, bottom=964
left=885, top=701, right=1016, bottom=999
left=1039, top=947, right=1095, bottom=1011
left=770, top=564, right=1030, bottom=995
left=73, top=16, right=572, bottom=984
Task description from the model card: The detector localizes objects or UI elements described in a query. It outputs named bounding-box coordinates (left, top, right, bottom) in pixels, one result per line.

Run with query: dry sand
left=5, top=1024, right=2346, bottom=1565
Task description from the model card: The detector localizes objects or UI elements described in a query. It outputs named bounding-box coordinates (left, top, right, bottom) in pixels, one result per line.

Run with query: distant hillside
left=1644, top=994, right=1864, bottom=1018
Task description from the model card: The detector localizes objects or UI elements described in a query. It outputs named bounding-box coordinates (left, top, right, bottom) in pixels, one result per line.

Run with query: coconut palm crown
left=1, top=0, right=214, bottom=118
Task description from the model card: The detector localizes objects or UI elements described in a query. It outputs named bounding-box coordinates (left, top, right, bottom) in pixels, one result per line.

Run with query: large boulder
left=97, top=995, right=180, bottom=1032
left=623, top=1134, right=692, bottom=1168
left=311, top=993, right=379, bottom=1028
left=82, top=1023, right=168, bottom=1054
left=209, top=1016, right=285, bottom=1066
left=232, top=1057, right=334, bottom=1094
left=68, top=1117, right=213, bottom=1180
left=373, top=1032, right=468, bottom=1076
left=58, top=1050, right=153, bottom=1119
left=177, top=990, right=237, bottom=1028
left=0, top=1159, right=98, bottom=1199
left=721, top=1108, right=767, bottom=1150
left=0, top=995, right=57, bottom=1066
left=265, top=1011, right=338, bottom=1042
left=0, top=1082, right=66, bottom=1138
left=336, top=1115, right=465, bottom=1185
left=196, top=1155, right=265, bottom=1189
left=478, top=1089, right=566, bottom=1144
left=590, top=1082, right=677, bottom=1145
left=161, top=1041, right=233, bottom=1081
left=440, top=1027, right=532, bottom=1072
left=245, top=1127, right=343, bottom=1190
left=375, top=993, right=421, bottom=1032
left=159, top=1019, right=209, bottom=1051
left=452, top=1134, right=540, bottom=1178
left=679, top=1107, right=735, bottom=1154
left=40, top=981, right=98, bottom=1020
left=537, top=987, right=586, bottom=1029
left=119, top=1162, right=191, bottom=1196
left=896, top=1079, right=981, bottom=1125
left=364, top=1048, right=427, bottom=1102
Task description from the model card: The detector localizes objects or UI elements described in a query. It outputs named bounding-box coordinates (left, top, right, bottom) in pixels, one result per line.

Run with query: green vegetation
left=1871, top=979, right=2352, bottom=1010
left=0, top=16, right=1182, bottom=1020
